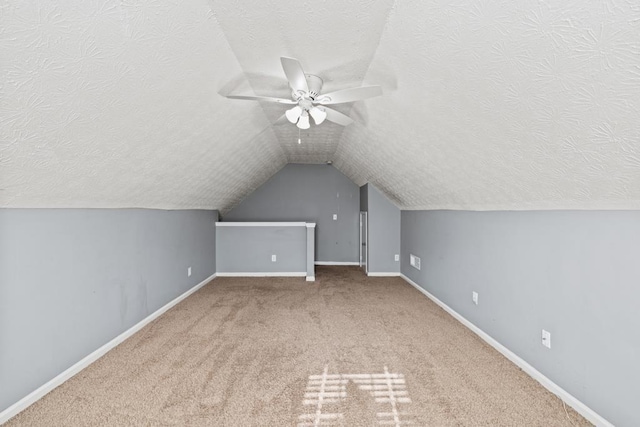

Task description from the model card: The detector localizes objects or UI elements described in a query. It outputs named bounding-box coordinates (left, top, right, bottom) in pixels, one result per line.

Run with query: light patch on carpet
left=298, top=365, right=413, bottom=426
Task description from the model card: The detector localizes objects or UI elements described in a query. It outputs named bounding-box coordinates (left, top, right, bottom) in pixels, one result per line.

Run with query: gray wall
left=225, top=164, right=359, bottom=263
left=366, top=185, right=401, bottom=273
left=0, top=208, right=218, bottom=413
left=401, top=210, right=640, bottom=427
left=216, top=225, right=307, bottom=274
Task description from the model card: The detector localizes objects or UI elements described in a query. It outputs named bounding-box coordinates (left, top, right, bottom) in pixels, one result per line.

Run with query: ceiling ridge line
left=331, top=0, right=399, bottom=166
left=206, top=1, right=287, bottom=161
left=362, top=0, right=399, bottom=81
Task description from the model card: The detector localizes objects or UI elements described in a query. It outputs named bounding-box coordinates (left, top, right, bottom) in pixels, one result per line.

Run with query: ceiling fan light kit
left=285, top=105, right=303, bottom=124
left=309, top=106, right=327, bottom=125
left=224, top=57, right=382, bottom=132
left=297, top=111, right=310, bottom=129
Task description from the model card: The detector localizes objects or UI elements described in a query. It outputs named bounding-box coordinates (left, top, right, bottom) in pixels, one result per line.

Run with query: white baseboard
left=0, top=273, right=217, bottom=425
left=306, top=276, right=315, bottom=282
left=400, top=274, right=613, bottom=427
left=367, top=272, right=401, bottom=277
left=314, top=261, right=359, bottom=266
left=216, top=272, right=306, bottom=277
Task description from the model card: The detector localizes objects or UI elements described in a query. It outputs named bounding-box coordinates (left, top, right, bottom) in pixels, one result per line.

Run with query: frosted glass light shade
left=309, top=107, right=327, bottom=125
left=285, top=106, right=302, bottom=124
left=297, top=111, right=310, bottom=129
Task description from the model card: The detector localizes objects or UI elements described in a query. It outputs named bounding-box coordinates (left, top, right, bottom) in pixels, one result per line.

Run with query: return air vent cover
left=410, top=254, right=421, bottom=270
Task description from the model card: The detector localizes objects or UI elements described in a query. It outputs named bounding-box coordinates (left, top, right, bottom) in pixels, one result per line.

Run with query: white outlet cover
left=472, top=291, right=478, bottom=305
left=394, top=254, right=400, bottom=261
left=333, top=214, right=338, bottom=220
left=187, top=267, right=192, bottom=277
left=542, top=329, right=551, bottom=349
left=271, top=254, right=277, bottom=262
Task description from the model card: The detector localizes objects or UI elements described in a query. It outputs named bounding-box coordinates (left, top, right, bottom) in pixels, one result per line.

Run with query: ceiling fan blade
left=226, top=95, right=296, bottom=104
left=280, top=57, right=309, bottom=93
left=324, top=107, right=354, bottom=126
left=315, top=86, right=382, bottom=105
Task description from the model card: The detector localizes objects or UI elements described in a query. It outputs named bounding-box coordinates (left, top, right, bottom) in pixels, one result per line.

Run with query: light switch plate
left=332, top=214, right=338, bottom=220
left=394, top=254, right=400, bottom=261
left=187, top=267, right=192, bottom=277
left=271, top=254, right=277, bottom=262
left=472, top=291, right=478, bottom=305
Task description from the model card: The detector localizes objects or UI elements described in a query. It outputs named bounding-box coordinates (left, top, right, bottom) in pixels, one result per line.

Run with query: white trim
left=216, top=222, right=310, bottom=227
left=306, top=276, right=315, bottom=282
left=305, top=223, right=316, bottom=228
left=0, top=273, right=217, bottom=425
left=216, top=272, right=306, bottom=277
left=367, top=272, right=401, bottom=277
left=400, top=274, right=614, bottom=427
left=314, top=261, right=359, bottom=266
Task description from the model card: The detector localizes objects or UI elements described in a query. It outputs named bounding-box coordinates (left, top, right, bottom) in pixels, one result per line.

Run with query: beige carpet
left=8, top=267, right=590, bottom=426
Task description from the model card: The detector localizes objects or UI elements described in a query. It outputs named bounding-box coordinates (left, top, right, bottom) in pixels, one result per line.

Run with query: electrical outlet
left=187, top=267, right=192, bottom=277
left=472, top=291, right=478, bottom=305
left=409, top=254, right=421, bottom=270
left=332, top=214, right=338, bottom=220
left=271, top=254, right=277, bottom=262
left=542, top=329, right=551, bottom=349
left=394, top=254, right=400, bottom=262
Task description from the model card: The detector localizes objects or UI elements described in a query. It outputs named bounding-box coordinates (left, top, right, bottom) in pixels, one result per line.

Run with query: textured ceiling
left=2, top=0, right=640, bottom=211
left=335, top=0, right=640, bottom=209
left=0, top=0, right=286, bottom=209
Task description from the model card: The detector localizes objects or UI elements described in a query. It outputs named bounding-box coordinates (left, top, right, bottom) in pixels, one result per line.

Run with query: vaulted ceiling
left=2, top=1, right=640, bottom=211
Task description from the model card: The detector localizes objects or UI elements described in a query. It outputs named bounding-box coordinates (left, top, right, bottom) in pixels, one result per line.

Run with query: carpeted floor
left=8, top=267, right=590, bottom=426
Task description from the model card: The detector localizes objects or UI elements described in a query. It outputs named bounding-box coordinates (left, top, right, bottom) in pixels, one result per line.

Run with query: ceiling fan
left=224, top=57, right=382, bottom=129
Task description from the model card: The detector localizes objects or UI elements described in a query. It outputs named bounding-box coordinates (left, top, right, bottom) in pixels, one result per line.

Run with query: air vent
left=410, top=254, right=421, bottom=270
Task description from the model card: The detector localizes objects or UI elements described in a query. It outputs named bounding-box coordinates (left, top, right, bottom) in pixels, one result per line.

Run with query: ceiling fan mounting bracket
left=291, top=74, right=323, bottom=102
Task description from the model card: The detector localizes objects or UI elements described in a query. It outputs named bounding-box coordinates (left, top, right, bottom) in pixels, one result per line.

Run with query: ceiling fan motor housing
left=304, top=74, right=323, bottom=99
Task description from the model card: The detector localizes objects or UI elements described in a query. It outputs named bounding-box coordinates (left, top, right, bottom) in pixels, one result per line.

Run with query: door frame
left=359, top=211, right=368, bottom=274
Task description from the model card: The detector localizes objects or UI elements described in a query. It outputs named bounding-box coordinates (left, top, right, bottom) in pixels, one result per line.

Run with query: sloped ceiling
left=2, top=0, right=640, bottom=211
